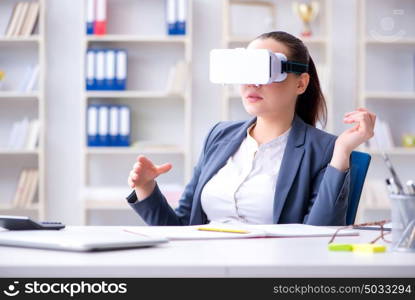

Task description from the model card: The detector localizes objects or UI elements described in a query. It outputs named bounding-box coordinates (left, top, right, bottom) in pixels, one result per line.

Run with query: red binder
left=94, top=0, right=106, bottom=35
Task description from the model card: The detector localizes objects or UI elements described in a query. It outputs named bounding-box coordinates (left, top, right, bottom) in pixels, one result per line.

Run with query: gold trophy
left=292, top=2, right=320, bottom=37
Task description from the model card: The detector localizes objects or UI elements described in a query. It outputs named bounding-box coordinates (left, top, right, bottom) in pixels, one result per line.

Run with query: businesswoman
left=126, top=31, right=376, bottom=226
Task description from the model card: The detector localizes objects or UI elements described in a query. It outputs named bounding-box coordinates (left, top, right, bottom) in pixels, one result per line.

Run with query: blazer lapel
left=273, top=115, right=307, bottom=223
left=189, top=117, right=257, bottom=224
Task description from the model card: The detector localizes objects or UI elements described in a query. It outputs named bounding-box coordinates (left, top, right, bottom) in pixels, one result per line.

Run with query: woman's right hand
left=128, top=155, right=172, bottom=200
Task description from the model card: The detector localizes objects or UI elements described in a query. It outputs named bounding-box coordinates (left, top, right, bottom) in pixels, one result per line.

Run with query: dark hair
left=255, top=31, right=327, bottom=128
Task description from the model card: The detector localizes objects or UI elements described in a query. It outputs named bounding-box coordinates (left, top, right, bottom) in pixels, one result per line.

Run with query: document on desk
left=123, top=223, right=359, bottom=241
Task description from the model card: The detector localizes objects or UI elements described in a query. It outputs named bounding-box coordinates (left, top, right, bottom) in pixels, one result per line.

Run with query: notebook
left=123, top=222, right=359, bottom=241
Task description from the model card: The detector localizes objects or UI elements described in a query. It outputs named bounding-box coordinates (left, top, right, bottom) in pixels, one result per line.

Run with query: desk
left=0, top=226, right=414, bottom=277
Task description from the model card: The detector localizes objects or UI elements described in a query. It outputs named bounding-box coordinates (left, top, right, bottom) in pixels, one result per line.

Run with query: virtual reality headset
left=209, top=48, right=308, bottom=85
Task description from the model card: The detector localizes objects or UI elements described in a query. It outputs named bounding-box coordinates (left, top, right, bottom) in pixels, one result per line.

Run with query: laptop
left=0, top=226, right=167, bottom=252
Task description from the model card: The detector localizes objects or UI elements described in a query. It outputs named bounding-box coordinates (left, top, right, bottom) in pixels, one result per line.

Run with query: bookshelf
left=0, top=0, right=45, bottom=219
left=357, top=0, right=415, bottom=221
left=220, top=0, right=333, bottom=133
left=80, top=0, right=193, bottom=224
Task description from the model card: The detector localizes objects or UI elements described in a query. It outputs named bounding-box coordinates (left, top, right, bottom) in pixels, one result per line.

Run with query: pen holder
left=390, top=194, right=415, bottom=252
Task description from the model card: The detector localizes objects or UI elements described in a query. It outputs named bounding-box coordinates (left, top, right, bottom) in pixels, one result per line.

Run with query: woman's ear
left=296, top=73, right=310, bottom=95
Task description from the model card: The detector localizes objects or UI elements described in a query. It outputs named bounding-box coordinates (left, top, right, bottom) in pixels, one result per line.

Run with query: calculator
left=0, top=215, right=65, bottom=230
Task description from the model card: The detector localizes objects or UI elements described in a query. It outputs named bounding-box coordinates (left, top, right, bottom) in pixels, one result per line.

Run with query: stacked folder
left=85, top=0, right=107, bottom=35
left=86, top=49, right=127, bottom=91
left=87, top=104, right=130, bottom=147
left=166, top=0, right=187, bottom=35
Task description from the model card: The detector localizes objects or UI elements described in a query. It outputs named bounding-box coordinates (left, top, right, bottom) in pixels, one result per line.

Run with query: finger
left=345, top=111, right=372, bottom=123
left=156, top=163, right=173, bottom=175
left=134, top=163, right=142, bottom=173
left=138, top=155, right=155, bottom=169
left=344, top=107, right=369, bottom=118
left=344, top=111, right=367, bottom=122
left=129, top=170, right=139, bottom=182
left=350, top=113, right=374, bottom=138
left=128, top=177, right=135, bottom=188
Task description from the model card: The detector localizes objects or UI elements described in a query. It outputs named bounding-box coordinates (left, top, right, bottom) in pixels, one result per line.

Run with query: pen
left=381, top=152, right=404, bottom=194
left=197, top=227, right=250, bottom=234
left=405, top=180, right=415, bottom=195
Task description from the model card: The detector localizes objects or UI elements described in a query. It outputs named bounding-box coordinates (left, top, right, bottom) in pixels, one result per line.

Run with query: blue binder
left=86, top=0, right=94, bottom=35
left=176, top=0, right=186, bottom=35
left=109, top=105, right=120, bottom=146
left=115, top=50, right=127, bottom=90
left=95, top=50, right=106, bottom=90
left=119, top=105, right=130, bottom=147
left=86, top=50, right=96, bottom=90
left=97, top=105, right=110, bottom=146
left=166, top=0, right=177, bottom=35
left=87, top=105, right=99, bottom=146
left=104, top=49, right=116, bottom=90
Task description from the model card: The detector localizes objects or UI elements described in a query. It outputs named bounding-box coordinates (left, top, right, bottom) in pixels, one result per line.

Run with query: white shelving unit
left=356, top=0, right=415, bottom=221
left=220, top=0, right=333, bottom=133
left=80, top=0, right=193, bottom=224
left=0, top=0, right=46, bottom=219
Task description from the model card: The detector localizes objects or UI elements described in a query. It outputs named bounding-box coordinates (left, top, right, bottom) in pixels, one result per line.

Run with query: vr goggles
left=209, top=48, right=308, bottom=85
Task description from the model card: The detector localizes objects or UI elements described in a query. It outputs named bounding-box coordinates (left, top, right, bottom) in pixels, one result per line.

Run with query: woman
left=125, top=31, right=375, bottom=226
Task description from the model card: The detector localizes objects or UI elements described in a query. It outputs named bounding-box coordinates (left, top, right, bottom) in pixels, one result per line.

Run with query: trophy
left=292, top=2, right=320, bottom=37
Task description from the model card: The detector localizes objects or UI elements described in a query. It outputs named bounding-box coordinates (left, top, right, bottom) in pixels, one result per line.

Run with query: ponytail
left=255, top=31, right=327, bottom=127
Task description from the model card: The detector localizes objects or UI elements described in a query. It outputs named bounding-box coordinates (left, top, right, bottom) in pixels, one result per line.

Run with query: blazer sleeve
left=303, top=138, right=351, bottom=226
left=126, top=122, right=220, bottom=226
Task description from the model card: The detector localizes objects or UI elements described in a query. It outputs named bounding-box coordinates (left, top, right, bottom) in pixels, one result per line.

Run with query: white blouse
left=201, top=123, right=291, bottom=224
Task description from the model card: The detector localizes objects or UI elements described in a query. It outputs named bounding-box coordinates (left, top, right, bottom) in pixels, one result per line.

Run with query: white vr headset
left=209, top=48, right=308, bottom=85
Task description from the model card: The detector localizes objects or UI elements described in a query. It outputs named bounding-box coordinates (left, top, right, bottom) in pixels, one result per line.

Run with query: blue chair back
left=346, top=151, right=371, bottom=225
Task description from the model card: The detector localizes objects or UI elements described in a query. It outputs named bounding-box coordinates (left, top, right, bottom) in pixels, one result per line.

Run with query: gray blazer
left=127, top=114, right=351, bottom=226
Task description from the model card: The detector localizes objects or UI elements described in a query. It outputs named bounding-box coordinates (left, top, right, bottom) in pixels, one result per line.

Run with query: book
left=25, top=119, right=40, bottom=150
left=19, top=64, right=39, bottom=92
left=7, top=118, right=39, bottom=150
left=4, top=2, right=20, bottom=37
left=19, top=2, right=40, bottom=36
left=123, top=223, right=359, bottom=241
left=166, top=60, right=188, bottom=95
left=12, top=169, right=28, bottom=208
left=12, top=2, right=29, bottom=37
left=23, top=169, right=39, bottom=208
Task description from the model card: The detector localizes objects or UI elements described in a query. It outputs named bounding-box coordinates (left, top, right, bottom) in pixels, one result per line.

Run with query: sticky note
left=328, top=243, right=354, bottom=251
left=352, top=243, right=386, bottom=253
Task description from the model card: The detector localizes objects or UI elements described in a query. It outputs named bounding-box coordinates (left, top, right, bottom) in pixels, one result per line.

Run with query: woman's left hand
left=330, top=108, right=376, bottom=171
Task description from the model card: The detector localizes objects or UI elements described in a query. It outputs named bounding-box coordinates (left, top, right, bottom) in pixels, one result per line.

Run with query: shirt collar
left=246, top=122, right=292, bottom=152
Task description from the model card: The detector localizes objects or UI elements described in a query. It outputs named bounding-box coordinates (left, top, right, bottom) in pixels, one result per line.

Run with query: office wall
left=45, top=0, right=360, bottom=224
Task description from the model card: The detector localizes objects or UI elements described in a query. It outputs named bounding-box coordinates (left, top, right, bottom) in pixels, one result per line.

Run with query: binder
left=86, top=0, right=95, bottom=35
left=98, top=105, right=109, bottom=146
left=176, top=0, right=186, bottom=35
left=87, top=105, right=99, bottom=146
left=119, top=106, right=130, bottom=147
left=105, top=49, right=116, bottom=90
left=95, top=50, right=105, bottom=90
left=109, top=105, right=120, bottom=146
left=95, top=0, right=107, bottom=35
left=115, top=50, right=127, bottom=90
left=86, top=50, right=96, bottom=90
left=166, top=0, right=177, bottom=35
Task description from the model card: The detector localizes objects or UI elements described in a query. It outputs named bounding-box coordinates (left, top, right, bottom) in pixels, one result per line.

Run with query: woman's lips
left=246, top=92, right=263, bottom=103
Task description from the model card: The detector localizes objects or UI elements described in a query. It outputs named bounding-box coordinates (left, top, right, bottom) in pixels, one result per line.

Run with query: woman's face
left=239, top=38, right=309, bottom=118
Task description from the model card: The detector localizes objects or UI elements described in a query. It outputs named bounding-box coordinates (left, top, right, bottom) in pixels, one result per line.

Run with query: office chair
left=346, top=150, right=372, bottom=225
